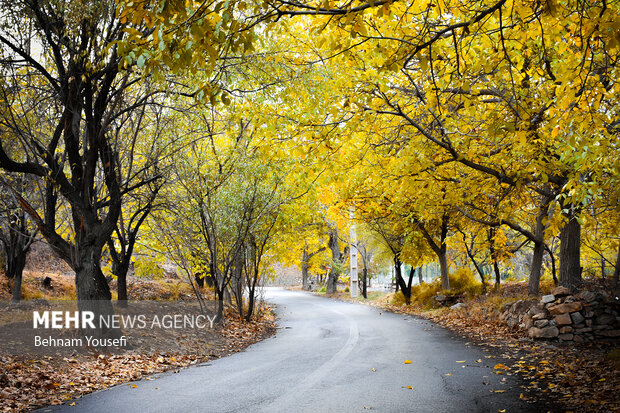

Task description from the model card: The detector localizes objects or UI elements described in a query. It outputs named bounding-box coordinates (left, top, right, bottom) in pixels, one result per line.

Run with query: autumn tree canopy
left=1, top=0, right=618, bottom=315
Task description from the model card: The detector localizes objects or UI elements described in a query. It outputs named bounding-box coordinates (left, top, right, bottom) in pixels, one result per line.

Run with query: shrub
left=389, top=291, right=407, bottom=306
left=318, top=286, right=326, bottom=293
left=344, top=286, right=350, bottom=293
left=404, top=267, right=483, bottom=308
left=449, top=267, right=484, bottom=296
left=410, top=279, right=443, bottom=307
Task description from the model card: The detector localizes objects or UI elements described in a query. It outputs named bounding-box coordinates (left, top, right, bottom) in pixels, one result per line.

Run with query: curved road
left=39, top=288, right=542, bottom=412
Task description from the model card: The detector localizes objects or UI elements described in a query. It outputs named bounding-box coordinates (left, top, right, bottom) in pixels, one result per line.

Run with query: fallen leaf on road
left=456, top=360, right=466, bottom=363
left=404, top=360, right=412, bottom=364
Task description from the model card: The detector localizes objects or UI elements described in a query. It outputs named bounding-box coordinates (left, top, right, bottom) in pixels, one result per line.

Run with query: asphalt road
left=39, top=288, right=543, bottom=413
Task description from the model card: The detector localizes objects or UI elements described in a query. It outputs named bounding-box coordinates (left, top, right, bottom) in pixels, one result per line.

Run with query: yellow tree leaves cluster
left=255, top=0, right=619, bottom=293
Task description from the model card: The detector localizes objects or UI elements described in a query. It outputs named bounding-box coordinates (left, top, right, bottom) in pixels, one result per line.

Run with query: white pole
left=350, top=207, right=358, bottom=298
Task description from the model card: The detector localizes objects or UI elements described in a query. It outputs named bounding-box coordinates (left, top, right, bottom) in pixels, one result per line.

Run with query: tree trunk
left=438, top=251, right=450, bottom=290
left=301, top=250, right=310, bottom=290
left=116, top=266, right=128, bottom=308
left=215, top=288, right=224, bottom=323
left=407, top=267, right=415, bottom=291
left=527, top=201, right=549, bottom=295
left=74, top=245, right=119, bottom=339
left=394, top=256, right=410, bottom=303
left=245, top=267, right=259, bottom=322
left=528, top=241, right=545, bottom=296
left=110, top=258, right=131, bottom=308
left=559, top=212, right=581, bottom=290
left=11, top=251, right=26, bottom=302
left=613, top=245, right=619, bottom=287
left=326, top=271, right=338, bottom=294
left=327, top=229, right=341, bottom=294
left=418, top=266, right=424, bottom=285
left=544, top=245, right=558, bottom=285
left=361, top=267, right=367, bottom=299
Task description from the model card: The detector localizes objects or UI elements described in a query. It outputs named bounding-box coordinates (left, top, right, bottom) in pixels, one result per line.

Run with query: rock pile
left=501, top=286, right=620, bottom=343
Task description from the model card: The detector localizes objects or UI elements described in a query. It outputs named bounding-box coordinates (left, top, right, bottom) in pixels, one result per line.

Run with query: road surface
left=38, top=288, right=544, bottom=412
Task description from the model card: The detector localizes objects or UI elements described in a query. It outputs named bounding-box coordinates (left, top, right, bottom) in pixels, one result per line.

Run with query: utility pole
left=350, top=208, right=358, bottom=298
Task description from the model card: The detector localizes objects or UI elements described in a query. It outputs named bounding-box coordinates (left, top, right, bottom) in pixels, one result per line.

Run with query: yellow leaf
left=456, top=360, right=466, bottom=363
left=404, top=360, right=412, bottom=364
left=494, top=363, right=509, bottom=370
left=445, top=373, right=452, bottom=376
left=69, top=402, right=76, bottom=406
left=131, top=384, right=138, bottom=388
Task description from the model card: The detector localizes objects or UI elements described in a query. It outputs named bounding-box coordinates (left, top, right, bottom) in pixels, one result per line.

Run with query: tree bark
left=416, top=215, right=450, bottom=290
left=362, top=266, right=367, bottom=299
left=116, top=263, right=129, bottom=307
left=394, top=256, right=410, bottom=303
left=327, top=229, right=341, bottom=294
left=559, top=211, right=582, bottom=290
left=301, top=249, right=310, bottom=290
left=10, top=251, right=26, bottom=302
left=438, top=251, right=450, bottom=290
left=528, top=241, right=545, bottom=295
left=74, top=245, right=119, bottom=339
left=407, top=266, right=415, bottom=291
left=326, top=271, right=338, bottom=294
left=613, top=244, right=619, bottom=287
left=527, top=200, right=549, bottom=295
left=544, top=245, right=558, bottom=285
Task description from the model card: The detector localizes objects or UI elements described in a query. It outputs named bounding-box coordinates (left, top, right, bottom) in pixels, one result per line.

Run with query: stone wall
left=501, top=287, right=620, bottom=343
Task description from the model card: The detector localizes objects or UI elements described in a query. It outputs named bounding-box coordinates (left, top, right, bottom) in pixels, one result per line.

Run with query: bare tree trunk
left=10, top=252, right=26, bottom=302
left=301, top=249, right=310, bottom=290
left=327, top=229, right=341, bottom=294
left=439, top=251, right=450, bottom=290
left=529, top=241, right=545, bottom=296
left=528, top=201, right=549, bottom=295
left=362, top=266, right=367, bottom=299
left=394, top=256, right=410, bottom=303
left=74, top=245, right=119, bottom=339
left=559, top=210, right=581, bottom=290
left=613, top=245, right=619, bottom=287
left=112, top=259, right=130, bottom=308
left=407, top=267, right=415, bottom=291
